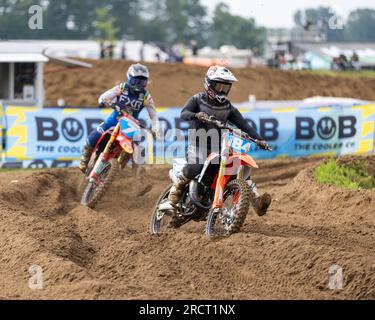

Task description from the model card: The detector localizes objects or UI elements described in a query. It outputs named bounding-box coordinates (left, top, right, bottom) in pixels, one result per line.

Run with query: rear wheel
left=205, top=179, right=251, bottom=237
left=81, top=157, right=119, bottom=209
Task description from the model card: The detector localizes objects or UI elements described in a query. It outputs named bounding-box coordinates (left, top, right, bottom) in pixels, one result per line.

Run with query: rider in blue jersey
left=79, top=63, right=160, bottom=173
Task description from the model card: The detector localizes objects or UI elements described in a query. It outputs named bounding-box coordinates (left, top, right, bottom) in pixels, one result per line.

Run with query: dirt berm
left=0, top=155, right=374, bottom=300
left=44, top=60, right=375, bottom=107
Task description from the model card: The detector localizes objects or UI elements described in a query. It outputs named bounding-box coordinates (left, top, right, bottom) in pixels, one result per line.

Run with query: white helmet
left=204, top=66, right=238, bottom=103
left=127, top=63, right=150, bottom=92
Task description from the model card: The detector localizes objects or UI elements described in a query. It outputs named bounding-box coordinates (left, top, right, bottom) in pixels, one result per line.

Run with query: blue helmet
left=127, top=63, right=149, bottom=92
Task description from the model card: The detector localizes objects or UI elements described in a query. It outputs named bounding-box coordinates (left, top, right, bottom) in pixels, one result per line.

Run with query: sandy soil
left=44, top=60, right=375, bottom=107
left=0, top=155, right=374, bottom=300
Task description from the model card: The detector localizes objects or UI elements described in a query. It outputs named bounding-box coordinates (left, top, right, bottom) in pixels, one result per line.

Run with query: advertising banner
left=150, top=104, right=375, bottom=161
left=0, top=103, right=374, bottom=167
left=3, top=106, right=111, bottom=161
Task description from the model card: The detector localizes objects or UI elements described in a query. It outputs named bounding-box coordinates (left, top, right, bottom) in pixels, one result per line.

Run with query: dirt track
left=44, top=60, right=375, bottom=107
left=0, top=155, right=374, bottom=300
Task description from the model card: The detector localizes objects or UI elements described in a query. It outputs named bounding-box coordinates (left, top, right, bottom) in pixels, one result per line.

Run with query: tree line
left=1, top=1, right=375, bottom=51
left=0, top=0, right=265, bottom=51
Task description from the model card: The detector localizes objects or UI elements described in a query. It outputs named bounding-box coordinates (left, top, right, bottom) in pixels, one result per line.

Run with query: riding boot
left=247, top=179, right=271, bottom=216
left=79, top=144, right=93, bottom=173
left=158, top=173, right=190, bottom=215
left=168, top=173, right=191, bottom=207
left=163, top=173, right=190, bottom=228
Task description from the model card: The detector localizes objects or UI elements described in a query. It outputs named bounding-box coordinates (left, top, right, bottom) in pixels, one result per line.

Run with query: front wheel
left=205, top=179, right=251, bottom=237
left=81, top=157, right=119, bottom=209
left=150, top=184, right=174, bottom=234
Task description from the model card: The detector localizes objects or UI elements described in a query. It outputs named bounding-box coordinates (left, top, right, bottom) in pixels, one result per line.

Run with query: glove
left=110, top=103, right=122, bottom=113
left=257, top=140, right=271, bottom=151
left=195, top=112, right=209, bottom=123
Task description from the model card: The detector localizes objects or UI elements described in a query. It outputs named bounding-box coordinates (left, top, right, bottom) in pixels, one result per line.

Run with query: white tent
left=0, top=42, right=46, bottom=108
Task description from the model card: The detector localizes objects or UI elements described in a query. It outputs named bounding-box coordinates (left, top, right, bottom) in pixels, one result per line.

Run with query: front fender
left=116, top=134, right=133, bottom=154
left=228, top=153, right=258, bottom=169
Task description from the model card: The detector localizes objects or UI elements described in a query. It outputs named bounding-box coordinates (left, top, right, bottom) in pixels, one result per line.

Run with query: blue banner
left=1, top=103, right=374, bottom=167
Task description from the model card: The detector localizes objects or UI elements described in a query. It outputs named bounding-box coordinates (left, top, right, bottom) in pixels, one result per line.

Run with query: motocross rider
left=162, top=66, right=272, bottom=217
left=79, top=63, right=160, bottom=173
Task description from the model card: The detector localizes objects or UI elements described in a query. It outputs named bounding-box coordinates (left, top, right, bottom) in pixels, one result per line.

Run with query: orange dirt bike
left=150, top=116, right=272, bottom=237
left=81, top=104, right=152, bottom=208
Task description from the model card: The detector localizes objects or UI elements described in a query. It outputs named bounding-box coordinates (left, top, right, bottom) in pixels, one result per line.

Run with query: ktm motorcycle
left=81, top=104, right=151, bottom=208
left=150, top=115, right=272, bottom=237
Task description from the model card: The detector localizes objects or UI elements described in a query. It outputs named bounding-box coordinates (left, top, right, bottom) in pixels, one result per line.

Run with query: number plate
left=120, top=117, right=140, bottom=139
left=226, top=133, right=254, bottom=154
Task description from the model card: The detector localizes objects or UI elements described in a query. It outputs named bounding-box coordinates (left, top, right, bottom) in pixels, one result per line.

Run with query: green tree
left=345, top=9, right=375, bottom=42
left=41, top=0, right=97, bottom=39
left=142, top=0, right=207, bottom=44
left=93, top=6, right=119, bottom=40
left=0, top=0, right=36, bottom=39
left=209, top=3, right=265, bottom=50
left=0, top=0, right=103, bottom=39
left=0, top=0, right=270, bottom=50
left=107, top=0, right=142, bottom=39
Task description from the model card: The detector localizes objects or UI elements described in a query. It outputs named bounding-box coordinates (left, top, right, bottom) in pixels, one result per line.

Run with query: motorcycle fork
left=117, top=151, right=127, bottom=168
left=237, top=165, right=244, bottom=179
left=102, top=123, right=120, bottom=161
left=212, top=161, right=244, bottom=209
left=89, top=124, right=120, bottom=180
left=212, top=156, right=230, bottom=209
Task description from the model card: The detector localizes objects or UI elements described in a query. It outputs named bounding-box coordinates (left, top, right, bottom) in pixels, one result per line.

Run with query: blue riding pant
left=87, top=111, right=120, bottom=147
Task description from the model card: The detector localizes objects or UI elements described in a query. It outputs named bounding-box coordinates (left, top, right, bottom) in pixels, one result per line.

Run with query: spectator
left=351, top=52, right=361, bottom=71
left=100, top=41, right=106, bottom=60
left=155, top=51, right=161, bottom=63
left=121, top=42, right=127, bottom=60
left=278, top=53, right=286, bottom=69
left=172, top=43, right=186, bottom=63
left=273, top=52, right=280, bottom=69
left=331, top=55, right=351, bottom=71
left=339, top=54, right=350, bottom=70
left=165, top=44, right=174, bottom=62
left=139, top=44, right=145, bottom=61
left=107, top=43, right=114, bottom=60
left=191, top=40, right=198, bottom=57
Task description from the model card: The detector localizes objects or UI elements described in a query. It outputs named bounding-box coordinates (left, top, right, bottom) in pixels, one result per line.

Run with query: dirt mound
left=0, top=155, right=374, bottom=299
left=44, top=60, right=375, bottom=107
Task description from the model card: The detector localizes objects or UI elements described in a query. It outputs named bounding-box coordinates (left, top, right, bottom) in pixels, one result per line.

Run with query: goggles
left=129, top=77, right=148, bottom=89
left=212, top=81, right=232, bottom=95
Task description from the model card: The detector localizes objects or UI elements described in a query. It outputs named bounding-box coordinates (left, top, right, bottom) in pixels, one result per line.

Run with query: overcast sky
left=201, top=0, right=375, bottom=28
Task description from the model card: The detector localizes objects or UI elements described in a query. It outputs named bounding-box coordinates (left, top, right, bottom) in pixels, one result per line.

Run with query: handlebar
left=202, top=115, right=273, bottom=151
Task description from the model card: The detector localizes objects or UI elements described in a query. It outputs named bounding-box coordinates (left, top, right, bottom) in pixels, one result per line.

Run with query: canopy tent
left=0, top=53, right=48, bottom=63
